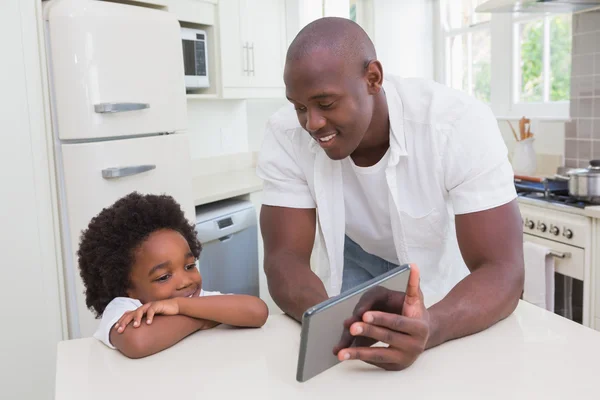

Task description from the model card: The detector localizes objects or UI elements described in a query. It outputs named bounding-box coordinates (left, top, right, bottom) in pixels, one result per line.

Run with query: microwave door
left=181, top=27, right=209, bottom=89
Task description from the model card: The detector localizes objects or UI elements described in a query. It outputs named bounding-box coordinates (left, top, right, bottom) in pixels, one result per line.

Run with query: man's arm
left=260, top=205, right=328, bottom=321
left=426, top=199, right=524, bottom=348
left=335, top=200, right=524, bottom=368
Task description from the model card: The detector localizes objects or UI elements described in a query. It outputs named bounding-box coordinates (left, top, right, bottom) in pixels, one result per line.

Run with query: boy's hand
left=115, top=298, right=181, bottom=333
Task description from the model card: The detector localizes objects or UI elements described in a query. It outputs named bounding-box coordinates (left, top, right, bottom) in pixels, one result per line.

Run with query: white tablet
left=296, top=264, right=411, bottom=382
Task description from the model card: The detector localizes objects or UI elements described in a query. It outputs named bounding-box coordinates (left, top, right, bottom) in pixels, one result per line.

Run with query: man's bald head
left=283, top=18, right=385, bottom=162
left=286, top=17, right=377, bottom=74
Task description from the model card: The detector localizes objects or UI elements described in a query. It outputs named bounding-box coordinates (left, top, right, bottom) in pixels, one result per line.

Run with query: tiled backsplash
left=567, top=11, right=600, bottom=168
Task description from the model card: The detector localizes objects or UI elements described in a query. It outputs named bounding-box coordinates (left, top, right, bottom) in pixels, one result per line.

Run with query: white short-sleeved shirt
left=94, top=289, right=222, bottom=349
left=256, top=75, right=517, bottom=299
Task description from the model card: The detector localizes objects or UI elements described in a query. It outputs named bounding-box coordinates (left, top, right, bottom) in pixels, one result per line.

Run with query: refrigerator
left=43, top=0, right=195, bottom=339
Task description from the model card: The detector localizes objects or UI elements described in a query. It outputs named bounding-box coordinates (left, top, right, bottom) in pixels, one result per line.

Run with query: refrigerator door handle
left=101, top=164, right=156, bottom=179
left=94, top=102, right=150, bottom=113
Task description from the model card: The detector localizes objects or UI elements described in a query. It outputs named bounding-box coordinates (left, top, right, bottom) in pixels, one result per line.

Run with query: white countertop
left=192, top=167, right=262, bottom=206
left=55, top=301, right=600, bottom=399
left=585, top=205, right=600, bottom=219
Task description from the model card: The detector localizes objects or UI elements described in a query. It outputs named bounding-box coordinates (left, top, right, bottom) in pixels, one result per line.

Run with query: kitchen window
left=441, top=0, right=491, bottom=103
left=436, top=2, right=572, bottom=120
left=513, top=14, right=572, bottom=107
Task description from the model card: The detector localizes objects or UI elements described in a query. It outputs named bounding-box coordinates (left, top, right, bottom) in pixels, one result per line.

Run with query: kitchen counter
left=584, top=205, right=600, bottom=219
left=190, top=152, right=263, bottom=206
left=55, top=301, right=600, bottom=399
left=192, top=166, right=262, bottom=206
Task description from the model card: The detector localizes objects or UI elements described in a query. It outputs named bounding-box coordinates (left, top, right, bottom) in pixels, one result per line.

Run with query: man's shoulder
left=386, top=75, right=486, bottom=126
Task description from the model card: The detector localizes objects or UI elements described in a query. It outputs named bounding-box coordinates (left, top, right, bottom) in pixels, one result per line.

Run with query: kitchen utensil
left=566, top=160, right=600, bottom=202
left=514, top=174, right=544, bottom=182
left=514, top=175, right=569, bottom=195
left=507, top=121, right=519, bottom=142
left=518, top=117, right=530, bottom=141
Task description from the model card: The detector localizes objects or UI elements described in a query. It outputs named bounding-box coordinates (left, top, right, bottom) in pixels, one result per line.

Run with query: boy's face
left=126, top=229, right=202, bottom=303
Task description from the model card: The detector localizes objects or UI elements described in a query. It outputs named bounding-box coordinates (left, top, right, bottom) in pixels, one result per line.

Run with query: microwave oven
left=181, top=27, right=209, bottom=90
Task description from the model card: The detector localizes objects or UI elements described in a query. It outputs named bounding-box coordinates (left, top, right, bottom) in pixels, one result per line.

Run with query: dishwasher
left=195, top=199, right=259, bottom=296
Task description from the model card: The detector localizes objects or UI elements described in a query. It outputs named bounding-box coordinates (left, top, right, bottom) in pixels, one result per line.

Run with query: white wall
left=0, top=1, right=65, bottom=398
left=498, top=120, right=566, bottom=157
left=186, top=100, right=250, bottom=159
left=186, top=98, right=287, bottom=159
left=372, top=0, right=434, bottom=79
left=246, top=99, right=289, bottom=152
left=498, top=119, right=565, bottom=174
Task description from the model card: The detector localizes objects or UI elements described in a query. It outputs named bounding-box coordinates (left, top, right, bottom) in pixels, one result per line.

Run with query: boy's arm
left=109, top=315, right=218, bottom=359
left=176, top=295, right=269, bottom=327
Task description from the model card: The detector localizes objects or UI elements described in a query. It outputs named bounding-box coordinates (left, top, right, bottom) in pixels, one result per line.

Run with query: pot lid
left=567, top=159, right=600, bottom=176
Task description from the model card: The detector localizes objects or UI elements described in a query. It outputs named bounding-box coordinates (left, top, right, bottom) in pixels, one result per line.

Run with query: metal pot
left=566, top=160, right=600, bottom=202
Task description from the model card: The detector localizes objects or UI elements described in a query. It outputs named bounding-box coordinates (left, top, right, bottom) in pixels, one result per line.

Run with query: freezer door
left=46, top=0, right=186, bottom=140
left=60, top=134, right=195, bottom=338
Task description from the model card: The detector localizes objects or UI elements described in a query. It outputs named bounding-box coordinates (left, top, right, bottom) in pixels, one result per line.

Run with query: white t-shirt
left=342, top=147, right=398, bottom=264
left=94, top=289, right=223, bottom=349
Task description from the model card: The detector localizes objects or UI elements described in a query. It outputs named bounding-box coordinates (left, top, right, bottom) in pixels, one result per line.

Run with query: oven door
left=523, top=234, right=585, bottom=324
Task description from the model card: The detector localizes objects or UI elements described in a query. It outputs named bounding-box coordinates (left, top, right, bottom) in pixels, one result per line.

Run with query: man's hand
left=114, top=298, right=181, bottom=333
left=335, top=264, right=432, bottom=371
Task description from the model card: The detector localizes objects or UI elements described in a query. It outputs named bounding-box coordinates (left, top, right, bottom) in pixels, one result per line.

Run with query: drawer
left=60, top=133, right=194, bottom=337
left=46, top=0, right=186, bottom=140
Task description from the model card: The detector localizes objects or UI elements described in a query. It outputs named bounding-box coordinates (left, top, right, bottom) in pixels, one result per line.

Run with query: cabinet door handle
left=101, top=164, right=156, bottom=179
left=249, top=42, right=255, bottom=76
left=94, top=102, right=150, bottom=113
left=242, top=42, right=249, bottom=76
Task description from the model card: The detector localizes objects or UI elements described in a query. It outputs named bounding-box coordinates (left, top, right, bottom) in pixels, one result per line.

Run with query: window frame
left=444, top=21, right=491, bottom=100
left=435, top=3, right=571, bottom=121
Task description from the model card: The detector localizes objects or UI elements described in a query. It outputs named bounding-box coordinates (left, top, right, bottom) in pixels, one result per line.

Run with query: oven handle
left=549, top=250, right=570, bottom=259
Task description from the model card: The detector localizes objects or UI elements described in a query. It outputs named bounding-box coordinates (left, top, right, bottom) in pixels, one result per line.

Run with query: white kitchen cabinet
left=218, top=0, right=287, bottom=98
left=168, top=0, right=216, bottom=25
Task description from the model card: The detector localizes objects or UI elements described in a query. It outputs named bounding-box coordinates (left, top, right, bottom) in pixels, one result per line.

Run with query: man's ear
left=365, top=60, right=384, bottom=94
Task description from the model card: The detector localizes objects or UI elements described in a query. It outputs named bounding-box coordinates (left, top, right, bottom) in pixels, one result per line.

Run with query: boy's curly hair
left=77, top=192, right=201, bottom=317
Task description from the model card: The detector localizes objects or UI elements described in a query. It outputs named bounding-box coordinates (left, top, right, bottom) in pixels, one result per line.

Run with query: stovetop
left=517, top=191, right=591, bottom=209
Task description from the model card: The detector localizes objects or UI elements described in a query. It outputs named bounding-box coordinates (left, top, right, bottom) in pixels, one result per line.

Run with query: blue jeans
left=341, top=235, right=400, bottom=293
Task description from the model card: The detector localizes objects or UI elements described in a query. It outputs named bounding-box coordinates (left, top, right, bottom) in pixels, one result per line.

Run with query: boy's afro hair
left=77, top=192, right=200, bottom=317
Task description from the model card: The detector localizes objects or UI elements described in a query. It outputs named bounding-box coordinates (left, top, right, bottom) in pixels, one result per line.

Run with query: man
left=257, top=17, right=524, bottom=371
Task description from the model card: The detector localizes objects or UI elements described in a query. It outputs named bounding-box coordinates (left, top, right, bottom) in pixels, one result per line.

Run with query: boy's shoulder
left=94, top=297, right=142, bottom=349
